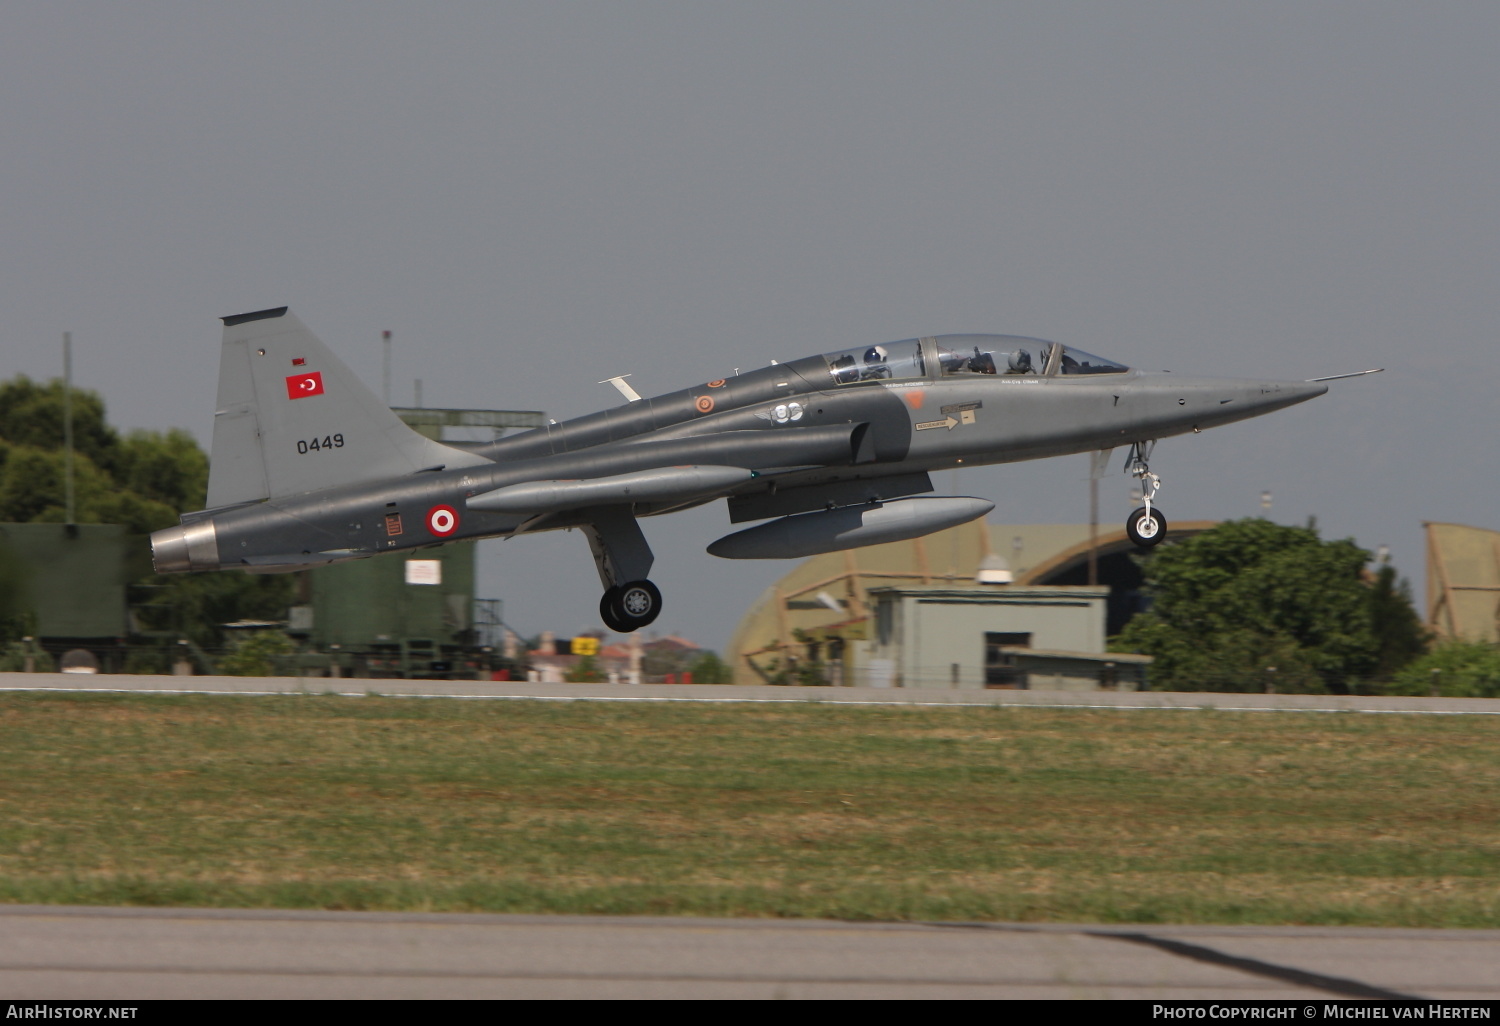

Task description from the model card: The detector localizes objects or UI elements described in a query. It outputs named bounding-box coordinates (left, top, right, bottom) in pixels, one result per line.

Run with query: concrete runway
left=0, top=906, right=1496, bottom=999
left=2, top=672, right=1497, bottom=715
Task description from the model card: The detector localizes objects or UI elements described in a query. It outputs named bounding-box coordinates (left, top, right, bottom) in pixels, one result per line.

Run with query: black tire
left=1126, top=506, right=1167, bottom=548
left=615, top=579, right=663, bottom=630
left=599, top=587, right=630, bottom=633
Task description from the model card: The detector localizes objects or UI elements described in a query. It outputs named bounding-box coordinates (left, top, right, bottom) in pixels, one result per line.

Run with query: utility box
left=292, top=542, right=477, bottom=678
left=0, top=522, right=129, bottom=640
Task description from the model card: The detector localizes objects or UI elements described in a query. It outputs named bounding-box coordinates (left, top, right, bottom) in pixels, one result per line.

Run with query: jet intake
left=468, top=465, right=756, bottom=515
left=707, top=496, right=995, bottom=560
left=150, top=520, right=222, bottom=573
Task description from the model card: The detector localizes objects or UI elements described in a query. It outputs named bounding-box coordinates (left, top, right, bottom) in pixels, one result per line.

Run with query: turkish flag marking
left=285, top=371, right=325, bottom=400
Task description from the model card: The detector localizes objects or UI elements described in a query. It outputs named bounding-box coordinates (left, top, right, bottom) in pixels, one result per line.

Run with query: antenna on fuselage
left=600, top=375, right=644, bottom=403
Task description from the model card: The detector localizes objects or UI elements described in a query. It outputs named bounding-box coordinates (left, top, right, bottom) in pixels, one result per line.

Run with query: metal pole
left=63, top=332, right=76, bottom=524
left=382, top=330, right=392, bottom=406
left=1088, top=474, right=1098, bottom=586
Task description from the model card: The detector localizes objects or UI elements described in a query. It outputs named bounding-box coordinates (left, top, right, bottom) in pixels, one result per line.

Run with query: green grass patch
left=0, top=693, right=1496, bottom=926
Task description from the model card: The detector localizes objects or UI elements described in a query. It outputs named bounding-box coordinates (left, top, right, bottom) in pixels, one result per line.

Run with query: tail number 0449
left=426, top=505, right=460, bottom=537
left=296, top=434, right=344, bottom=454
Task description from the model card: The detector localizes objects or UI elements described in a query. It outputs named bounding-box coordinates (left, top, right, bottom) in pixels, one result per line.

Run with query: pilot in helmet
left=862, top=345, right=891, bottom=379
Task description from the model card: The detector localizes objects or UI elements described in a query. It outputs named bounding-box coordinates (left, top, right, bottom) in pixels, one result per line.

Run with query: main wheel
left=599, top=587, right=630, bottom=633
left=1126, top=506, right=1167, bottom=548
left=615, top=579, right=663, bottom=631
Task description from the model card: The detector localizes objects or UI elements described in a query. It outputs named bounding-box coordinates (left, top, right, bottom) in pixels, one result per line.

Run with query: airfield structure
left=1424, top=521, right=1500, bottom=643
left=724, top=519, right=1215, bottom=688
left=0, top=405, right=545, bottom=679
left=0, top=523, right=131, bottom=672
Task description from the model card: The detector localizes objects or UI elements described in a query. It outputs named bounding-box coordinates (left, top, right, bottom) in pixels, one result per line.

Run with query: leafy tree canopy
left=0, top=376, right=207, bottom=533
left=1112, top=518, right=1410, bottom=694
left=218, top=631, right=295, bottom=677
left=1386, top=640, right=1500, bottom=698
left=1366, top=564, right=1430, bottom=680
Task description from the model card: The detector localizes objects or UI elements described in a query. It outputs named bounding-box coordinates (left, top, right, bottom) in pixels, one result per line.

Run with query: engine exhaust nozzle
left=150, top=520, right=221, bottom=573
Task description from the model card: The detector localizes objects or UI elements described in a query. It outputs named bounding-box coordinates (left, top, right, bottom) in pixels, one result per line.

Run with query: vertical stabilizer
left=205, top=308, right=490, bottom=509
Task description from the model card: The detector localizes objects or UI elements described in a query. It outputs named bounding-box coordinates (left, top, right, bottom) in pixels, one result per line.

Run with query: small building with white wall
left=725, top=518, right=1190, bottom=688
left=863, top=584, right=1150, bottom=691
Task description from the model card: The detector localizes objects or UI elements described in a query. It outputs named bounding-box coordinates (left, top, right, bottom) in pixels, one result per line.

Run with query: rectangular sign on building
left=404, top=560, right=442, bottom=586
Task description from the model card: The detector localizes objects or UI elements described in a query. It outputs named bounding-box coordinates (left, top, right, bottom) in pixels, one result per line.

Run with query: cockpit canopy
left=824, top=339, right=927, bottom=384
left=820, top=334, right=1128, bottom=385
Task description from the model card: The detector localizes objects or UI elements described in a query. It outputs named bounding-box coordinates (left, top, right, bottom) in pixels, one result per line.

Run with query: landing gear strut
left=1125, top=441, right=1167, bottom=548
left=583, top=508, right=663, bottom=632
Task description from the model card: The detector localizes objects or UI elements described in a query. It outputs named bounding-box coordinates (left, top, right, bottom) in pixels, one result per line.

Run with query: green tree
left=1386, top=640, right=1500, bottom=698
left=0, top=377, right=120, bottom=473
left=115, top=429, right=209, bottom=512
left=218, top=631, right=295, bottom=677
left=1366, top=564, right=1430, bottom=681
left=1112, top=519, right=1381, bottom=693
left=564, top=654, right=603, bottom=682
left=0, top=444, right=179, bottom=534
left=130, top=569, right=296, bottom=651
left=688, top=651, right=731, bottom=684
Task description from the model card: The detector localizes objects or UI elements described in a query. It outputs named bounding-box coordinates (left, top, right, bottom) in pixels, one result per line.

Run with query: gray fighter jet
left=151, top=308, right=1378, bottom=632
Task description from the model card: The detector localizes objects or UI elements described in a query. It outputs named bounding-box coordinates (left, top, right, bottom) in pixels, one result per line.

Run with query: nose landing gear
left=1125, top=441, right=1167, bottom=548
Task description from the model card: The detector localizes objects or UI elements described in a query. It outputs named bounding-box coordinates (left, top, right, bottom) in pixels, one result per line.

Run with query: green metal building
left=287, top=542, right=486, bottom=678
left=0, top=522, right=130, bottom=670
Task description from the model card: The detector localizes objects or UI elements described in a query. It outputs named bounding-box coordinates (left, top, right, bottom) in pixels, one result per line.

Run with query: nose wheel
left=1125, top=441, right=1168, bottom=548
left=600, top=579, right=663, bottom=633
left=1126, top=505, right=1167, bottom=547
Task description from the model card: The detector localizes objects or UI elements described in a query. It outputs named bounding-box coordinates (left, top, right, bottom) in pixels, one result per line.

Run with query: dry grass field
left=0, top=692, right=1496, bottom=925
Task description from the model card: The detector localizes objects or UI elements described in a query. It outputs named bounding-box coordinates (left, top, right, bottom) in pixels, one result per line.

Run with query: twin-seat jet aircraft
left=151, top=308, right=1376, bottom=631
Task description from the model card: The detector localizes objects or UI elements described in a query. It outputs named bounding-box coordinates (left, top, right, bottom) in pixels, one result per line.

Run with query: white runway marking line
left=1, top=686, right=1498, bottom=715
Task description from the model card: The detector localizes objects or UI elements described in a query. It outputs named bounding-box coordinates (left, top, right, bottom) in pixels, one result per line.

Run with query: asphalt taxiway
left=0, top=906, right=1496, bottom=999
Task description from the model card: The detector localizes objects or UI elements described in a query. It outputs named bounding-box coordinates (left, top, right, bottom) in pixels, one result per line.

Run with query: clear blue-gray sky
left=3, top=2, right=1495, bottom=649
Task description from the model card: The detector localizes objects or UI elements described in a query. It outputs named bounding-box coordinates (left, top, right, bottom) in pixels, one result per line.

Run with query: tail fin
left=205, top=307, right=490, bottom=510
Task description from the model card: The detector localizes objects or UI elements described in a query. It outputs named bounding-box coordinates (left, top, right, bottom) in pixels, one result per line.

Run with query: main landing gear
left=599, top=580, right=663, bottom=633
left=582, top=508, right=663, bottom=632
left=1125, top=441, right=1168, bottom=548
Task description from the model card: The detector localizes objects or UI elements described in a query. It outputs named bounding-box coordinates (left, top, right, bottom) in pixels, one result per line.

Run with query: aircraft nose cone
left=1246, top=379, right=1328, bottom=411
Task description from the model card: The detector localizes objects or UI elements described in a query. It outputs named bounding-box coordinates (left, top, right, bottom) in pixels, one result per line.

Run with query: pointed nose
left=1242, top=379, right=1328, bottom=413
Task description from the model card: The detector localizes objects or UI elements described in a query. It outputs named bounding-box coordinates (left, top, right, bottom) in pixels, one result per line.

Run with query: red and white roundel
left=426, top=505, right=460, bottom=537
